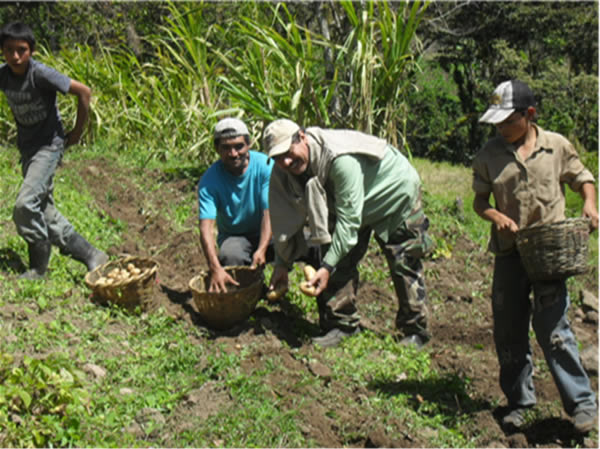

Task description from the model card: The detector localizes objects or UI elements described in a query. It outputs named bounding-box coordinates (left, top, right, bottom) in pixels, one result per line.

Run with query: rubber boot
left=63, top=232, right=109, bottom=271
left=19, top=240, right=51, bottom=280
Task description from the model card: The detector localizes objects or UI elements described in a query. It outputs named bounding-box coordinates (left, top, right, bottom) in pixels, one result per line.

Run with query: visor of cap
left=478, top=106, right=515, bottom=124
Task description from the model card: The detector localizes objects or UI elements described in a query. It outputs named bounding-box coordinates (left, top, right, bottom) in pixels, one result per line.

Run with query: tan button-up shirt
left=472, top=124, right=595, bottom=255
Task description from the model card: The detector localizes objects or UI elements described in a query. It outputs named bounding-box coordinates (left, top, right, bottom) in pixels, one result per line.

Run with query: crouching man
left=198, top=117, right=274, bottom=293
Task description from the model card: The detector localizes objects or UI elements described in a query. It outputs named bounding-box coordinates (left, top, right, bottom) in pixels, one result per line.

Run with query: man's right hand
left=494, top=214, right=519, bottom=234
left=268, top=265, right=289, bottom=294
left=208, top=266, right=240, bottom=293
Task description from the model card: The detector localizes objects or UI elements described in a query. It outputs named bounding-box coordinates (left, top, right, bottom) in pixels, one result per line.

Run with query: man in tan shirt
left=472, top=79, right=598, bottom=434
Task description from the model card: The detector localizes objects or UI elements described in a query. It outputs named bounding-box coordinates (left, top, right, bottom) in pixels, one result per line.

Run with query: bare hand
left=65, top=130, right=81, bottom=148
left=494, top=214, right=519, bottom=234
left=582, top=201, right=599, bottom=230
left=208, top=267, right=240, bottom=293
left=250, top=249, right=267, bottom=269
left=308, top=267, right=330, bottom=296
left=268, top=265, right=289, bottom=293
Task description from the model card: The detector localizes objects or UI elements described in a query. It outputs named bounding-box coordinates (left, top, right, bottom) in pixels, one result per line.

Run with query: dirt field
left=13, top=157, right=600, bottom=447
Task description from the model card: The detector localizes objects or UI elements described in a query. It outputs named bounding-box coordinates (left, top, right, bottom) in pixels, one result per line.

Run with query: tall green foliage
left=214, top=0, right=427, bottom=148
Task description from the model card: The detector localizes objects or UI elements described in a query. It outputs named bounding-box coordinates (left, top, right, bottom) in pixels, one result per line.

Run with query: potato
left=131, top=267, right=141, bottom=275
left=299, top=281, right=316, bottom=296
left=108, top=268, right=120, bottom=279
left=303, top=265, right=317, bottom=281
left=96, top=276, right=108, bottom=286
left=126, top=263, right=136, bottom=272
left=105, top=278, right=115, bottom=285
left=266, top=285, right=287, bottom=301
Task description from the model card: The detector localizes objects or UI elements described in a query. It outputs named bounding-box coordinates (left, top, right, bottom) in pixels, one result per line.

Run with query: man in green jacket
left=264, top=119, right=433, bottom=348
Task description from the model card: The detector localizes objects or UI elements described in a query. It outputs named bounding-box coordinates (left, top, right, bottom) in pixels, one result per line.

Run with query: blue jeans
left=492, top=252, right=596, bottom=415
left=13, top=140, right=75, bottom=248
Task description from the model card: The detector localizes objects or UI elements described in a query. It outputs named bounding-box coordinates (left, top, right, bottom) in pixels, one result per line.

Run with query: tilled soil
left=4, top=157, right=598, bottom=448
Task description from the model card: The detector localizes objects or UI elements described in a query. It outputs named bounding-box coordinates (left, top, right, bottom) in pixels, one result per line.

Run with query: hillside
left=0, top=148, right=597, bottom=448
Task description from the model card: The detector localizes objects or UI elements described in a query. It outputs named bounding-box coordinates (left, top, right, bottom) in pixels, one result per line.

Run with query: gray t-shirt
left=0, top=58, right=71, bottom=157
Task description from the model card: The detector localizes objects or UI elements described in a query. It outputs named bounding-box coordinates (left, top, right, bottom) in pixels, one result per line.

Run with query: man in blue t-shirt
left=198, top=117, right=273, bottom=292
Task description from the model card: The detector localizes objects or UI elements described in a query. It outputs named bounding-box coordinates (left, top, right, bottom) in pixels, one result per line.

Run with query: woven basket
left=516, top=217, right=590, bottom=281
left=85, top=256, right=159, bottom=311
left=189, top=266, right=264, bottom=330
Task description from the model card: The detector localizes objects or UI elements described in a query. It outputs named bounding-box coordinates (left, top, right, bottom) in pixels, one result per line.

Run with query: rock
left=580, top=289, right=598, bottom=312
left=87, top=165, right=101, bottom=177
left=83, top=363, right=106, bottom=379
left=584, top=310, right=598, bottom=325
left=308, top=360, right=332, bottom=380
left=580, top=346, right=598, bottom=376
left=507, top=433, right=527, bottom=448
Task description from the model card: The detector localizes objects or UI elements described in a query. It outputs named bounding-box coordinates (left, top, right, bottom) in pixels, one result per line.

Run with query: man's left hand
left=308, top=267, right=330, bottom=296
left=583, top=201, right=599, bottom=230
left=250, top=249, right=267, bottom=269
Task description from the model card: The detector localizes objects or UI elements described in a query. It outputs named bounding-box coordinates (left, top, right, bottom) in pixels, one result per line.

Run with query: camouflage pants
left=317, top=198, right=433, bottom=339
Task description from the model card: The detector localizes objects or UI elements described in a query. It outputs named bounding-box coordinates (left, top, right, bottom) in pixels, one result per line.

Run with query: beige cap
left=263, top=119, right=300, bottom=158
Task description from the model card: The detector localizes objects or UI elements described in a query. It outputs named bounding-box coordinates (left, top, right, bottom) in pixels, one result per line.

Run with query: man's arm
left=473, top=191, right=519, bottom=233
left=580, top=182, right=599, bottom=229
left=199, top=218, right=238, bottom=292
left=65, top=80, right=91, bottom=147
left=309, top=155, right=364, bottom=296
left=251, top=209, right=272, bottom=268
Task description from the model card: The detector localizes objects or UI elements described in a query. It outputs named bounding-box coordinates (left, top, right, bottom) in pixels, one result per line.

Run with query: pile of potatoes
left=95, top=263, right=148, bottom=286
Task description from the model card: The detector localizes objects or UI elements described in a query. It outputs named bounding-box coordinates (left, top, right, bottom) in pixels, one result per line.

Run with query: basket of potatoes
left=85, top=255, right=159, bottom=311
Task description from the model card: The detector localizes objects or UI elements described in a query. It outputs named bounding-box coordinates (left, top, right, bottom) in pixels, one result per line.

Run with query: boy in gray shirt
left=0, top=22, right=108, bottom=279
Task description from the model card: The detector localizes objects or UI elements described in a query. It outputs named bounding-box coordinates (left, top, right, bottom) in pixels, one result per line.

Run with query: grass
left=0, top=144, right=596, bottom=447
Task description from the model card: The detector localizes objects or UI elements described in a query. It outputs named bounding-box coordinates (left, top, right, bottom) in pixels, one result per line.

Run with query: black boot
left=19, top=240, right=51, bottom=280
left=63, top=232, right=109, bottom=271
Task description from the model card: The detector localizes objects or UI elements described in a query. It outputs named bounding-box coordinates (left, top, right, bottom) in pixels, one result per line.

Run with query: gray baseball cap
left=214, top=117, right=250, bottom=140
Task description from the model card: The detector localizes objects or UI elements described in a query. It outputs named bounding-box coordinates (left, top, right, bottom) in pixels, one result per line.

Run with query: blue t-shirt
left=0, top=58, right=71, bottom=157
left=198, top=150, right=273, bottom=245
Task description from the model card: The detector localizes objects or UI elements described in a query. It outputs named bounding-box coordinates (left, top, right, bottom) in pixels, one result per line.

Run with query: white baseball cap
left=479, top=80, right=536, bottom=124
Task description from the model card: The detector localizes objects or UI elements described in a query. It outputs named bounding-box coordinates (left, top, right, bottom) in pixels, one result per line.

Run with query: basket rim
left=189, top=265, right=263, bottom=295
left=516, top=217, right=591, bottom=236
left=84, top=255, right=159, bottom=288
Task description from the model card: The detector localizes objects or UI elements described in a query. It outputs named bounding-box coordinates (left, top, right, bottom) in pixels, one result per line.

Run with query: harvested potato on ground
left=303, top=265, right=316, bottom=281
left=108, top=268, right=120, bottom=279
left=266, top=285, right=287, bottom=301
left=299, top=281, right=316, bottom=296
left=131, top=267, right=141, bottom=275
left=127, top=263, right=136, bottom=272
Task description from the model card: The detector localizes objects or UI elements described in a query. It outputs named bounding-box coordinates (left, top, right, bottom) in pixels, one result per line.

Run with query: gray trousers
left=492, top=252, right=596, bottom=415
left=218, top=235, right=274, bottom=267
left=14, top=140, right=75, bottom=248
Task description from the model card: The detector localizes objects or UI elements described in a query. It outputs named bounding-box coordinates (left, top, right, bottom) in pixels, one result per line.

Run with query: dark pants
left=317, top=200, right=433, bottom=339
